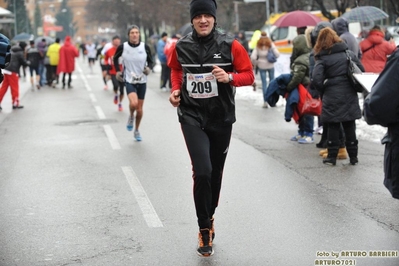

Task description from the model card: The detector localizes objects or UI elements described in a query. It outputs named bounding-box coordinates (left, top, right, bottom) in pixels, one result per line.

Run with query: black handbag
left=345, top=50, right=363, bottom=92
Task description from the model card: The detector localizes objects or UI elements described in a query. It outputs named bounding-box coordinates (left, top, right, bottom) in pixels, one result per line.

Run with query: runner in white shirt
left=113, top=25, right=154, bottom=141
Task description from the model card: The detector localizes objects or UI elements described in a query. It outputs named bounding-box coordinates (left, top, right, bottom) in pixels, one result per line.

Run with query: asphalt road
left=0, top=58, right=398, bottom=266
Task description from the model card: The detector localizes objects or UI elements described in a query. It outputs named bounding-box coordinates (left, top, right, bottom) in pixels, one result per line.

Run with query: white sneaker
left=262, top=102, right=269, bottom=108
left=126, top=116, right=134, bottom=131
left=134, top=130, right=142, bottom=141
left=298, top=136, right=314, bottom=144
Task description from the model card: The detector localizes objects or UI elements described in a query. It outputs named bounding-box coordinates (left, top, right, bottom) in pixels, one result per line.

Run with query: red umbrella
left=273, top=10, right=322, bottom=28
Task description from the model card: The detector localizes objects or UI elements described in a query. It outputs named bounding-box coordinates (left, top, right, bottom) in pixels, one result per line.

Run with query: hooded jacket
left=5, top=45, right=28, bottom=73
left=57, top=36, right=79, bottom=74
left=359, top=28, right=397, bottom=73
left=331, top=17, right=361, bottom=59
left=286, top=35, right=310, bottom=92
left=46, top=41, right=61, bottom=66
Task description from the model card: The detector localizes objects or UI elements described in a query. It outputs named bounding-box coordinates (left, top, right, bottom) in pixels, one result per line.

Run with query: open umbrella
left=342, top=6, right=388, bottom=22
left=11, top=32, right=32, bottom=42
left=273, top=10, right=322, bottom=28
left=34, top=36, right=55, bottom=46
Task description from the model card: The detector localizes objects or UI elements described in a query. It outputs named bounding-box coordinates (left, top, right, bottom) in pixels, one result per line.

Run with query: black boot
left=346, top=140, right=358, bottom=165
left=323, top=141, right=339, bottom=166
left=316, top=124, right=328, bottom=148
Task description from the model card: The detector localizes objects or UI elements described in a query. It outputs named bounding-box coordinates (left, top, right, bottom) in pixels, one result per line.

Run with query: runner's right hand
left=169, top=90, right=181, bottom=107
left=116, top=71, right=124, bottom=82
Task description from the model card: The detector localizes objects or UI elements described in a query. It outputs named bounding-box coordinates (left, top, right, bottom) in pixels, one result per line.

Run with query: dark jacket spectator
left=26, top=41, right=41, bottom=69
left=312, top=27, right=365, bottom=165
left=363, top=48, right=399, bottom=199
left=5, top=45, right=28, bottom=73
left=332, top=17, right=361, bottom=59
left=312, top=34, right=363, bottom=124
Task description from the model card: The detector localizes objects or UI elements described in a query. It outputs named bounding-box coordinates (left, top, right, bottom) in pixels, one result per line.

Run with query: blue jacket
left=265, top=73, right=299, bottom=121
left=157, top=39, right=167, bottom=63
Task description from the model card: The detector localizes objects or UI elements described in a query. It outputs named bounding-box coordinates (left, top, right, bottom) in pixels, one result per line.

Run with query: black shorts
left=101, top=64, right=110, bottom=71
left=88, top=58, right=95, bottom=64
left=125, top=82, right=146, bottom=100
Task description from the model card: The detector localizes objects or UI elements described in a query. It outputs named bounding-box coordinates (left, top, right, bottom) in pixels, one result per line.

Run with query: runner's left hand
left=143, top=67, right=151, bottom=76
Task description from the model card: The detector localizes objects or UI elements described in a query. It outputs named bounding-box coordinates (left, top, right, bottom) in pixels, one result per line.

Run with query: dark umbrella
left=342, top=6, right=388, bottom=22
left=11, top=32, right=32, bottom=42
left=273, top=10, right=322, bottom=28
left=177, top=23, right=192, bottom=37
left=34, top=36, right=55, bottom=46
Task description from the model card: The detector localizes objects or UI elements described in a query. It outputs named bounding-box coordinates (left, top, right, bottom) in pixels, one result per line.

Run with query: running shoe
left=103, top=84, right=108, bottom=90
left=113, top=95, right=118, bottom=105
left=118, top=103, right=123, bottom=112
left=197, top=228, right=214, bottom=257
left=134, top=130, right=142, bottom=141
left=126, top=116, right=134, bottom=131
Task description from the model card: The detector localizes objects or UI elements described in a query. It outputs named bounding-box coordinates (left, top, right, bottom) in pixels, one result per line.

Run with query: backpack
left=0, top=33, right=11, bottom=68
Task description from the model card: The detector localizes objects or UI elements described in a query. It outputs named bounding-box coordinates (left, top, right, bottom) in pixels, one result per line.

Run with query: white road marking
left=95, top=106, right=106, bottom=119
left=76, top=64, right=92, bottom=91
left=89, top=93, right=97, bottom=103
left=103, top=125, right=121, bottom=150
left=122, top=166, right=163, bottom=228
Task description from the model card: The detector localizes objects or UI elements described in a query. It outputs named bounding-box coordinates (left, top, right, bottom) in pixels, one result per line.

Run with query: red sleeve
left=104, top=50, right=110, bottom=66
left=168, top=48, right=183, bottom=93
left=229, top=40, right=254, bottom=87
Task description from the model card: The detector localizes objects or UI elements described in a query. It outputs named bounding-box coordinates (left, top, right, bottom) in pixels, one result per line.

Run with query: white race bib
left=130, top=73, right=143, bottom=84
left=186, top=72, right=218, bottom=99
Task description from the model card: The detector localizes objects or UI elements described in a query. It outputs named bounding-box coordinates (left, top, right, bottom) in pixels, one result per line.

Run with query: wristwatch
left=228, top=73, right=234, bottom=83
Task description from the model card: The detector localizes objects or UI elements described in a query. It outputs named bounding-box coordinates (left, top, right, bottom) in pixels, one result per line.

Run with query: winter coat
left=363, top=48, right=399, bottom=127
left=331, top=17, right=361, bottom=59
left=363, top=48, right=399, bottom=199
left=57, top=36, right=79, bottom=74
left=26, top=46, right=41, bottom=68
left=312, top=42, right=363, bottom=123
left=157, top=39, right=167, bottom=64
left=286, top=35, right=311, bottom=92
left=46, top=42, right=61, bottom=66
left=5, top=45, right=28, bottom=73
left=359, top=29, right=397, bottom=73
left=265, top=73, right=302, bottom=122
left=250, top=43, right=280, bottom=70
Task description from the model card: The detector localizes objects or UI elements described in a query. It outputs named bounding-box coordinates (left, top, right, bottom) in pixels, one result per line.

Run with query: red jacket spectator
left=57, top=36, right=79, bottom=74
left=359, top=26, right=397, bottom=73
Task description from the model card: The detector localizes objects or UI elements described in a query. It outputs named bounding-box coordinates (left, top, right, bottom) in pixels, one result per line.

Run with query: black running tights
left=181, top=124, right=232, bottom=229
